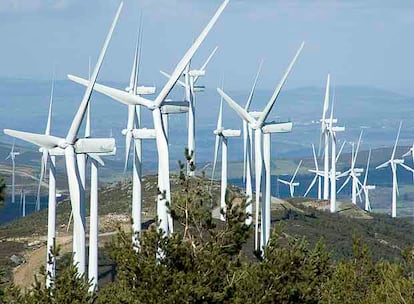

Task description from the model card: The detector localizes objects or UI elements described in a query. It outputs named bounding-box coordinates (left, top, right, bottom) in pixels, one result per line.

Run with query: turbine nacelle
left=214, top=129, right=241, bottom=138
left=262, top=121, right=293, bottom=134
left=330, top=126, right=345, bottom=133
left=125, top=85, right=156, bottom=95
left=393, top=159, right=404, bottom=165
left=160, top=101, right=189, bottom=114
left=132, top=128, right=157, bottom=140
left=188, top=70, right=206, bottom=77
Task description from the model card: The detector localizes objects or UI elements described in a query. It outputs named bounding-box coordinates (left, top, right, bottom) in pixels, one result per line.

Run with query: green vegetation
left=2, top=160, right=414, bottom=303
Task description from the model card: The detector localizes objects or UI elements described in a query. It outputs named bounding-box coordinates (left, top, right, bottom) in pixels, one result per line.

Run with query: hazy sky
left=1, top=0, right=414, bottom=95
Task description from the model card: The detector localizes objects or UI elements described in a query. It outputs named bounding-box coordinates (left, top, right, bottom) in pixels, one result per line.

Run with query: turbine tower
left=161, top=46, right=219, bottom=176
left=376, top=122, right=414, bottom=218
left=4, top=3, right=121, bottom=275
left=6, top=141, right=19, bottom=203
left=326, top=94, right=345, bottom=213
left=69, top=0, right=230, bottom=236
left=337, top=131, right=364, bottom=205
left=359, top=149, right=376, bottom=211
left=218, top=41, right=304, bottom=250
left=211, top=100, right=241, bottom=221
left=277, top=160, right=302, bottom=198
left=304, top=144, right=324, bottom=199
left=20, top=189, right=26, bottom=217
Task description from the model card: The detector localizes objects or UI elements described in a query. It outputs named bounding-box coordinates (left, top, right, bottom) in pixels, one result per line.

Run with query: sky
left=0, top=0, right=414, bottom=95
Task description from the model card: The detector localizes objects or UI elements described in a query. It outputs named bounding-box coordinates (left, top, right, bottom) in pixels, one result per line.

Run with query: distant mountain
left=1, top=78, right=414, bottom=164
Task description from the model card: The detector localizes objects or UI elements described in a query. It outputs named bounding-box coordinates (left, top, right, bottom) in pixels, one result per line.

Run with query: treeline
left=1, top=168, right=414, bottom=303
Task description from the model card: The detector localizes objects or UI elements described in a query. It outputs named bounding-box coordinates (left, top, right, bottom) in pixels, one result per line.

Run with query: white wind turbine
left=359, top=149, right=376, bottom=211
left=277, top=160, right=302, bottom=198
left=6, top=141, right=19, bottom=203
left=68, top=0, right=230, bottom=236
left=327, top=95, right=345, bottom=213
left=211, top=100, right=241, bottom=221
left=304, top=144, right=324, bottom=199
left=161, top=46, right=219, bottom=176
left=4, top=3, right=121, bottom=275
left=337, top=131, right=364, bottom=205
left=218, top=41, right=304, bottom=250
left=319, top=74, right=331, bottom=200
left=376, top=122, right=414, bottom=218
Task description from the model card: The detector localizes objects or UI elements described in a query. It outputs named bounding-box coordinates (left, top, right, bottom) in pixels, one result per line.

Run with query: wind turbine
left=6, top=141, right=19, bottom=203
left=4, top=3, right=121, bottom=275
left=277, top=160, right=302, bottom=198
left=359, top=149, right=376, bottom=211
left=68, top=0, right=230, bottom=236
left=161, top=46, right=219, bottom=176
left=211, top=100, right=241, bottom=221
left=326, top=93, right=345, bottom=213
left=337, top=131, right=364, bottom=205
left=304, top=144, right=324, bottom=199
left=376, top=122, right=414, bottom=218
left=218, top=41, right=304, bottom=250
left=319, top=75, right=331, bottom=200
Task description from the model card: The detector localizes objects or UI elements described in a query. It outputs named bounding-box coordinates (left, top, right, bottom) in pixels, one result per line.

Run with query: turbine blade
left=391, top=121, right=403, bottom=160
left=336, top=140, right=346, bottom=162
left=337, top=175, right=351, bottom=194
left=45, top=77, right=55, bottom=136
left=364, top=149, right=371, bottom=186
left=129, top=17, right=142, bottom=94
left=352, top=130, right=363, bottom=168
left=291, top=160, right=302, bottom=183
left=304, top=175, right=318, bottom=197
left=4, top=130, right=62, bottom=149
left=312, top=144, right=319, bottom=171
left=376, top=160, right=390, bottom=170
left=124, top=131, right=133, bottom=173
left=66, top=2, right=123, bottom=144
left=36, top=150, right=48, bottom=210
left=211, top=135, right=221, bottom=185
left=88, top=153, right=105, bottom=166
left=160, top=71, right=187, bottom=88
left=322, top=74, right=330, bottom=124
left=277, top=179, right=291, bottom=186
left=199, top=46, right=219, bottom=72
left=399, top=163, right=414, bottom=174
left=154, top=0, right=229, bottom=108
left=217, top=99, right=223, bottom=130
left=68, top=75, right=154, bottom=108
left=217, top=88, right=256, bottom=125
left=245, top=59, right=264, bottom=111
left=402, top=149, right=411, bottom=158
left=257, top=42, right=305, bottom=126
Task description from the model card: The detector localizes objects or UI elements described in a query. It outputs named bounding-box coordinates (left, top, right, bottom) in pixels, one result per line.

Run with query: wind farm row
left=1, top=0, right=413, bottom=293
